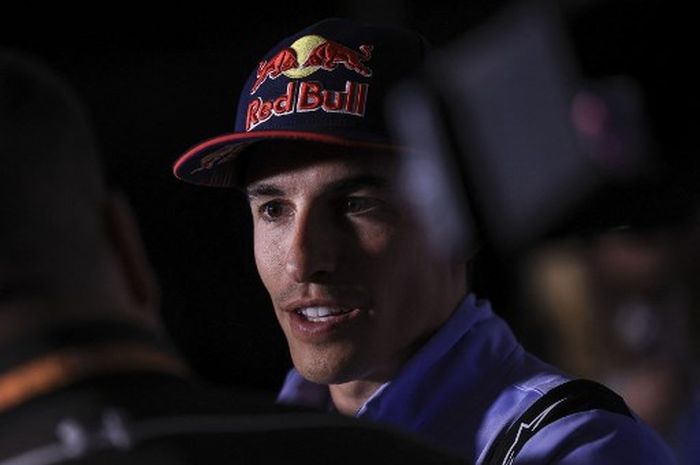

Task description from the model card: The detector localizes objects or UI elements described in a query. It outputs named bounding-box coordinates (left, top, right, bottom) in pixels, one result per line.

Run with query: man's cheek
left=255, top=256, right=277, bottom=292
left=254, top=240, right=285, bottom=287
left=355, top=224, right=395, bottom=256
left=253, top=239, right=273, bottom=284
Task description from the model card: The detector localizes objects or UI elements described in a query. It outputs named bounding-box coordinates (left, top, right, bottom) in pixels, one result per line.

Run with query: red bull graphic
left=302, top=42, right=373, bottom=77
left=245, top=35, right=374, bottom=131
left=251, top=47, right=299, bottom=95
left=246, top=80, right=369, bottom=131
left=250, top=35, right=373, bottom=95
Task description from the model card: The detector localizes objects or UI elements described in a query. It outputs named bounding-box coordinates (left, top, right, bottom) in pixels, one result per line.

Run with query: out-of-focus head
left=0, top=52, right=157, bottom=330
left=0, top=51, right=103, bottom=298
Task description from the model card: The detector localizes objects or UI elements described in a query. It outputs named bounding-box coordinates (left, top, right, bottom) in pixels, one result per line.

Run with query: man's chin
left=290, top=350, right=361, bottom=385
left=294, top=363, right=356, bottom=385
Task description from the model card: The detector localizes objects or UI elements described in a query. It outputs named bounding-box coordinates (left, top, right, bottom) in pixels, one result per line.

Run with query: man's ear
left=101, top=190, right=160, bottom=316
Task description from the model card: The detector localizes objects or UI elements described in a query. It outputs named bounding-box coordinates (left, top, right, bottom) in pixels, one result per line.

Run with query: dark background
left=3, top=0, right=694, bottom=396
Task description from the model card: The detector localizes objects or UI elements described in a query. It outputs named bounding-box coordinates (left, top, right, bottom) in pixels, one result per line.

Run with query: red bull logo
left=250, top=35, right=373, bottom=95
left=251, top=47, right=299, bottom=95
left=301, top=40, right=372, bottom=77
left=245, top=35, right=374, bottom=132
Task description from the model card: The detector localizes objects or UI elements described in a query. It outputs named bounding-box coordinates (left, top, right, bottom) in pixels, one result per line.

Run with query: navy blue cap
left=173, top=18, right=429, bottom=187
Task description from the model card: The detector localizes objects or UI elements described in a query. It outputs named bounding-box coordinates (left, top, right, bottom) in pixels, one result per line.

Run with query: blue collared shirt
left=279, top=294, right=675, bottom=464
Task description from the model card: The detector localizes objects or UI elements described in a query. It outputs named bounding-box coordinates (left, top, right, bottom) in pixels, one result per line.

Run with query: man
left=173, top=18, right=675, bottom=464
left=0, top=51, right=469, bottom=465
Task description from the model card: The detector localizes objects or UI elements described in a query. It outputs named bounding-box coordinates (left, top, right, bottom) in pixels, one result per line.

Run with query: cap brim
left=173, top=130, right=397, bottom=188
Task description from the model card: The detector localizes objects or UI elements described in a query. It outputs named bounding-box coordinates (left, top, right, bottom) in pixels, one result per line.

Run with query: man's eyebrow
left=247, top=175, right=389, bottom=200
left=246, top=183, right=285, bottom=200
left=327, top=175, right=389, bottom=194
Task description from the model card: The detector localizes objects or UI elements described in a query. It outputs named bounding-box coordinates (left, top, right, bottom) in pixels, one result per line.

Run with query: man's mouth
left=296, top=306, right=356, bottom=322
left=281, top=297, right=365, bottom=340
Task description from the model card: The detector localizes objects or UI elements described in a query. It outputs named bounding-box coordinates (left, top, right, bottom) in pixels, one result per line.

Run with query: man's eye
left=258, top=201, right=290, bottom=221
left=344, top=197, right=380, bottom=214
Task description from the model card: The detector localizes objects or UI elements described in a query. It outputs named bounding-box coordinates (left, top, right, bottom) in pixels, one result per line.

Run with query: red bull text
left=245, top=80, right=369, bottom=131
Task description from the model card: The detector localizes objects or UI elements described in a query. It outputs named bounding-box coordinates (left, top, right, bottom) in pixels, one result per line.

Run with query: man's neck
left=329, top=379, right=387, bottom=416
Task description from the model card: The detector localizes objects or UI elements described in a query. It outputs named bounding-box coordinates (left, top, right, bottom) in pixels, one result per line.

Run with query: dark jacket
left=0, top=319, right=466, bottom=465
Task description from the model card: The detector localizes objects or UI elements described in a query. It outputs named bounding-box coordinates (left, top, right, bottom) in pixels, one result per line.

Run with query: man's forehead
left=243, top=141, right=398, bottom=189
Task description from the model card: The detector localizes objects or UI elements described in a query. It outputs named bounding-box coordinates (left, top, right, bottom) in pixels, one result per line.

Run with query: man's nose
left=285, top=208, right=338, bottom=283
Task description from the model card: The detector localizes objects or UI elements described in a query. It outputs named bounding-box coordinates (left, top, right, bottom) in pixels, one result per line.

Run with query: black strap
left=484, top=379, right=633, bottom=465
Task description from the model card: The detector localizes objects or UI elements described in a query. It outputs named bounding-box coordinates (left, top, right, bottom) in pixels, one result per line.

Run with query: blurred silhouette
left=388, top=0, right=657, bottom=259
left=523, top=226, right=700, bottom=465
left=0, top=51, right=468, bottom=465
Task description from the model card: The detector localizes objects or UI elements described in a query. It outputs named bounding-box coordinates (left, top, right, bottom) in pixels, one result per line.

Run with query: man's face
left=245, top=142, right=462, bottom=385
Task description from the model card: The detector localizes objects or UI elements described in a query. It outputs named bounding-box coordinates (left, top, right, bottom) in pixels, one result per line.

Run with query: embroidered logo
left=245, top=35, right=373, bottom=132
left=251, top=35, right=373, bottom=95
